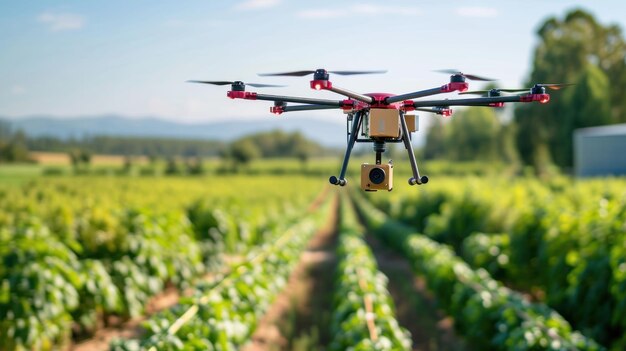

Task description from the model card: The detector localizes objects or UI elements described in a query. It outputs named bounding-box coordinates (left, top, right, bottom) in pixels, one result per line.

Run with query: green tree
left=424, top=117, right=446, bottom=160
left=234, top=130, right=324, bottom=158
left=556, top=64, right=612, bottom=167
left=230, top=140, right=259, bottom=171
left=123, top=155, right=134, bottom=174
left=446, top=108, right=500, bottom=161
left=1, top=130, right=30, bottom=163
left=164, top=157, right=180, bottom=175
left=186, top=156, right=205, bottom=175
left=68, top=148, right=91, bottom=172
left=290, top=132, right=316, bottom=170
left=515, top=9, right=626, bottom=170
left=497, top=122, right=520, bottom=166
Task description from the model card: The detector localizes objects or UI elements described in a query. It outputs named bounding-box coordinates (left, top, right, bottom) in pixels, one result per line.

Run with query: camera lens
left=369, top=167, right=386, bottom=184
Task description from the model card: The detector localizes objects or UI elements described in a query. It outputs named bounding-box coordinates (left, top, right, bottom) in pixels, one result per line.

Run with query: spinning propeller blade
left=186, top=80, right=285, bottom=88
left=532, top=83, right=574, bottom=91
left=330, top=70, right=388, bottom=75
left=434, top=69, right=496, bottom=81
left=459, top=90, right=500, bottom=96
left=258, top=69, right=387, bottom=77
left=460, top=83, right=574, bottom=95
left=258, top=71, right=316, bottom=77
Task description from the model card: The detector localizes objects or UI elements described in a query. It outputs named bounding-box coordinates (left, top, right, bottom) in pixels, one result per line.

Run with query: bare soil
left=70, top=285, right=181, bottom=351
left=30, top=151, right=149, bottom=166
left=243, top=192, right=339, bottom=351
left=363, top=233, right=468, bottom=351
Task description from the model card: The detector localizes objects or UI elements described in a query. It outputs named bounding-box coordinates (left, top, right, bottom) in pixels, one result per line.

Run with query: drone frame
left=191, top=69, right=554, bottom=188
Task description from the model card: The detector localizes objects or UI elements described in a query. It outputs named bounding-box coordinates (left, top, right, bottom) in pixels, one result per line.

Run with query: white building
left=574, top=124, right=626, bottom=177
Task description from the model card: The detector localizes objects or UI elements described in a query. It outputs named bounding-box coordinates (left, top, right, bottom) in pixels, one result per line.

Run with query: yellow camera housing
left=361, top=163, right=393, bottom=191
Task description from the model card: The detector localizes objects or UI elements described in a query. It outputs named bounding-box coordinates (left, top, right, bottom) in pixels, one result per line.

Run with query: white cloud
left=352, top=4, right=421, bottom=16
left=164, top=18, right=230, bottom=29
left=235, top=0, right=281, bottom=11
left=38, top=12, right=85, bottom=31
left=297, top=9, right=343, bottom=20
left=298, top=4, right=421, bottom=19
left=455, top=7, right=498, bottom=18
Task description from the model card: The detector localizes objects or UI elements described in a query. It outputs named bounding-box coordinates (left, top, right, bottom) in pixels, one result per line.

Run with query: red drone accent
left=341, top=99, right=355, bottom=111
left=310, top=80, right=332, bottom=90
left=270, top=106, right=284, bottom=115
left=441, top=108, right=453, bottom=117
left=227, top=91, right=257, bottom=100
left=342, top=99, right=368, bottom=111
left=441, top=82, right=469, bottom=93
left=520, top=94, right=550, bottom=104
left=402, top=100, right=416, bottom=112
left=489, top=102, right=505, bottom=108
left=367, top=93, right=399, bottom=109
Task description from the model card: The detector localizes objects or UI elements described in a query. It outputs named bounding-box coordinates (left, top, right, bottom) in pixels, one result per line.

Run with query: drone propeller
left=434, top=69, right=496, bottom=82
left=460, top=83, right=574, bottom=95
left=186, top=80, right=285, bottom=88
left=459, top=89, right=501, bottom=96
left=258, top=69, right=387, bottom=77
left=498, top=83, right=574, bottom=92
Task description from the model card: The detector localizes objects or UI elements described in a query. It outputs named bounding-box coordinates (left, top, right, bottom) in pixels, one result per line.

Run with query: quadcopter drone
left=189, top=69, right=567, bottom=191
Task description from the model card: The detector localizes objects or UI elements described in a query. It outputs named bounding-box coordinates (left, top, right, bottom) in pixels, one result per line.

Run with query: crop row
left=367, top=177, right=626, bottom=349
left=329, top=195, right=411, bottom=351
left=0, top=176, right=324, bottom=350
left=0, top=210, right=205, bottom=351
left=110, top=194, right=332, bottom=350
left=353, top=190, right=603, bottom=350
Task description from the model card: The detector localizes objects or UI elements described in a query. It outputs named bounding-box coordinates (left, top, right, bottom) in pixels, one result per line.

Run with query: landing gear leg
left=329, top=111, right=363, bottom=186
left=399, top=111, right=428, bottom=186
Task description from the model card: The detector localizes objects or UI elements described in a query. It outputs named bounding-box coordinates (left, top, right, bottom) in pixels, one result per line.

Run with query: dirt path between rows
left=363, top=232, right=468, bottom=351
left=243, top=192, right=339, bottom=351
left=70, top=284, right=181, bottom=351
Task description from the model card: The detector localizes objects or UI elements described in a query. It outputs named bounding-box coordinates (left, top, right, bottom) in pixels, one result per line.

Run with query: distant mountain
left=2, top=115, right=348, bottom=147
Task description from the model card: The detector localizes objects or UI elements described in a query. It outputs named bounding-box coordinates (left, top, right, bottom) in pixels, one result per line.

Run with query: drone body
left=190, top=69, right=565, bottom=191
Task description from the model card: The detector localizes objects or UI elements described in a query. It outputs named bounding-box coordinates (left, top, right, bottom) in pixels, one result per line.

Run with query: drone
left=189, top=69, right=568, bottom=191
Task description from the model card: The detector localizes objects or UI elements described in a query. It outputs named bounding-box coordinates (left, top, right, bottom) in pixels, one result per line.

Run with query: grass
left=0, top=153, right=521, bottom=191
left=0, top=164, right=44, bottom=186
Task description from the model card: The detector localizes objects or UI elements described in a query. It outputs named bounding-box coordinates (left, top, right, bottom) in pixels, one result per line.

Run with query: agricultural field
left=1, top=169, right=625, bottom=350
left=359, top=176, right=626, bottom=350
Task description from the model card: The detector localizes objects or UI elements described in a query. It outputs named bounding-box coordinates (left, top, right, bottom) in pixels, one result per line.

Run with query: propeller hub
left=450, top=74, right=466, bottom=83
left=531, top=85, right=546, bottom=95
left=313, top=69, right=330, bottom=81
left=488, top=89, right=501, bottom=97
left=231, top=81, right=246, bottom=91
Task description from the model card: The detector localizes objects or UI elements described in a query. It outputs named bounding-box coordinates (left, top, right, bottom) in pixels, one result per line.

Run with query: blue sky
left=1, top=1, right=625, bottom=124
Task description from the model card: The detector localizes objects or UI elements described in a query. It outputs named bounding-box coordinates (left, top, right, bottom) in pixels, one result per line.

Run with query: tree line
left=0, top=120, right=330, bottom=167
left=0, top=121, right=31, bottom=163
left=424, top=8, right=626, bottom=174
left=219, top=130, right=328, bottom=171
left=25, top=135, right=224, bottom=158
